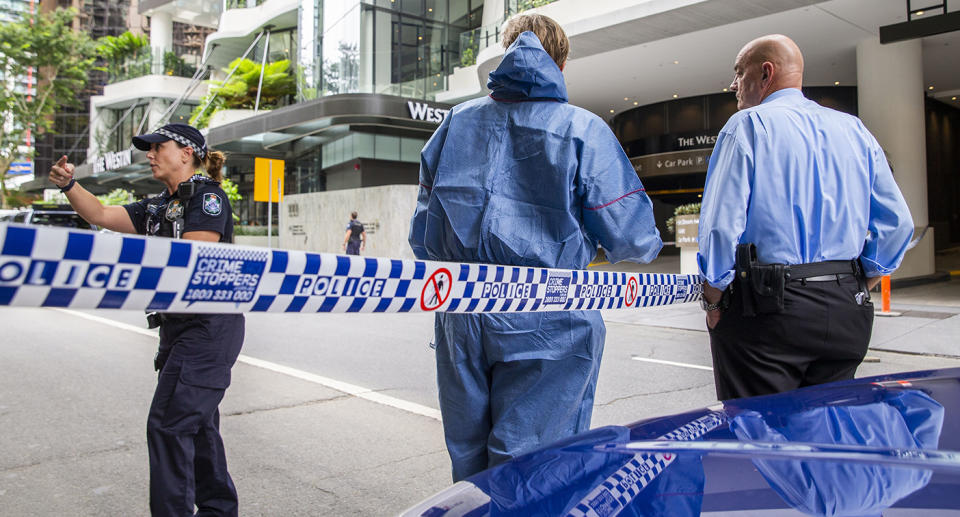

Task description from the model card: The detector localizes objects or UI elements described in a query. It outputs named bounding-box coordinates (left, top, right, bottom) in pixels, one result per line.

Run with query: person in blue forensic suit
left=49, top=123, right=243, bottom=516
left=408, top=14, right=662, bottom=481
left=697, top=35, right=913, bottom=400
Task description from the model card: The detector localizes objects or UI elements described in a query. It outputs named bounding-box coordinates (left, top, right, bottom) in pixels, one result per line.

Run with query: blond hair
left=502, top=13, right=569, bottom=68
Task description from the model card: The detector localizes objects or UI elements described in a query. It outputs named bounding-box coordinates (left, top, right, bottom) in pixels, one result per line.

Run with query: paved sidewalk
left=594, top=248, right=960, bottom=358
left=602, top=277, right=960, bottom=357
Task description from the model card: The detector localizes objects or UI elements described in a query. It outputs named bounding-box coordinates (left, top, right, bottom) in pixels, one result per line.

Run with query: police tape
left=0, top=223, right=703, bottom=314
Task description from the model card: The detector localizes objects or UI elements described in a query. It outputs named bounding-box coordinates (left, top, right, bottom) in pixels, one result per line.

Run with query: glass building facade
left=297, top=0, right=483, bottom=101
left=38, top=0, right=484, bottom=225
left=219, top=0, right=482, bottom=223
left=35, top=0, right=138, bottom=182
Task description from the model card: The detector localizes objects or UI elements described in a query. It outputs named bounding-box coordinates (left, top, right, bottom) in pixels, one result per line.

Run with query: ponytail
left=193, top=149, right=226, bottom=182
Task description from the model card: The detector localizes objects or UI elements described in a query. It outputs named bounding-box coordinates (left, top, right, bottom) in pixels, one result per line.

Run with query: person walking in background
left=697, top=35, right=913, bottom=401
left=342, top=211, right=366, bottom=255
left=409, top=14, right=662, bottom=481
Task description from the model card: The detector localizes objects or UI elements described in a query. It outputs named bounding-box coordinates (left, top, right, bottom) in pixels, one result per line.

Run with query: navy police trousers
left=148, top=314, right=245, bottom=516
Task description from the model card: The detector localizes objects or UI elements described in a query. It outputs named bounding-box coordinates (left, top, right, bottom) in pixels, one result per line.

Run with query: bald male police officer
left=698, top=35, right=912, bottom=400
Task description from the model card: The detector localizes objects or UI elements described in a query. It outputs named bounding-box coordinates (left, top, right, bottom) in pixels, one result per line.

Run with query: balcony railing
left=105, top=48, right=199, bottom=83
left=504, top=0, right=559, bottom=17
left=459, top=23, right=502, bottom=67
left=458, top=0, right=559, bottom=68
left=224, top=0, right=265, bottom=9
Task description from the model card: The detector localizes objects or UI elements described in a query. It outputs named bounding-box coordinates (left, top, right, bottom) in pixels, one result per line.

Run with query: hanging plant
left=96, top=31, right=148, bottom=80
left=190, top=58, right=295, bottom=128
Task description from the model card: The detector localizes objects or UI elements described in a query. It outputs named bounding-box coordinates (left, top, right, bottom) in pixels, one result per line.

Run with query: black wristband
left=60, top=178, right=76, bottom=193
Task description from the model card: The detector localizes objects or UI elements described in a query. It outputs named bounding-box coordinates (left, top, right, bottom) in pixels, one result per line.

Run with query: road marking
left=52, top=308, right=159, bottom=338
left=631, top=356, right=713, bottom=371
left=53, top=309, right=443, bottom=422
left=238, top=355, right=441, bottom=421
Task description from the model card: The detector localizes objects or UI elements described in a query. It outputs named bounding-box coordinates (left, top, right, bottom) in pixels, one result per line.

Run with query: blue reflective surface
left=404, top=368, right=960, bottom=516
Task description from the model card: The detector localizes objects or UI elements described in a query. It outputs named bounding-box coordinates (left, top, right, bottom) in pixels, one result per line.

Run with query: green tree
left=96, top=31, right=148, bottom=80
left=97, top=188, right=134, bottom=206
left=0, top=8, right=97, bottom=206
left=460, top=45, right=476, bottom=67
left=518, top=0, right=557, bottom=12
left=96, top=31, right=148, bottom=62
left=220, top=177, right=242, bottom=222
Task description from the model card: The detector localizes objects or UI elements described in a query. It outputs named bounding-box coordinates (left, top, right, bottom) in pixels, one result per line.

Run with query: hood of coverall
left=486, top=31, right=568, bottom=103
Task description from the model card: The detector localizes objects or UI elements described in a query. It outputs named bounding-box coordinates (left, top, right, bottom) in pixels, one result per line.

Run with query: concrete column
left=146, top=99, right=169, bottom=132
left=857, top=36, right=934, bottom=279
left=87, top=100, right=104, bottom=159
left=483, top=0, right=505, bottom=25
left=150, top=12, right=173, bottom=75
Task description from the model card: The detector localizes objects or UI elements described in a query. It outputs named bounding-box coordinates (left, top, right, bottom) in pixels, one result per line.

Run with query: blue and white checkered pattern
left=565, top=412, right=727, bottom=517
left=0, top=223, right=704, bottom=314
left=659, top=412, right=727, bottom=442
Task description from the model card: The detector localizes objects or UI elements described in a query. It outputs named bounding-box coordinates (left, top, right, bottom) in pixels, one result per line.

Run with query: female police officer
left=49, top=123, right=243, bottom=516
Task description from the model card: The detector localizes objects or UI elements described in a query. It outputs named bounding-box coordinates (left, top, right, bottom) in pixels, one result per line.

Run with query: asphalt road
left=2, top=306, right=958, bottom=516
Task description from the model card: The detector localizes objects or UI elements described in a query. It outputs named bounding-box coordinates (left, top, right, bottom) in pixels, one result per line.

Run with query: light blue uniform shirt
left=698, top=88, right=913, bottom=289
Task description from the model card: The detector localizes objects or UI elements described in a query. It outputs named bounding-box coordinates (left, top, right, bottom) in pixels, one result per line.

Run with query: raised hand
left=49, top=155, right=75, bottom=189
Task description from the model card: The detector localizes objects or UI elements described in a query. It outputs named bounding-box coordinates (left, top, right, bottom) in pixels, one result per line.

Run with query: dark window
left=401, top=0, right=423, bottom=16
left=668, top=97, right=704, bottom=134
left=708, top=94, right=738, bottom=129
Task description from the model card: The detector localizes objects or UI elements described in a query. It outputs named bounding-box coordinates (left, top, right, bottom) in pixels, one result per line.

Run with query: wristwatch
left=700, top=298, right=722, bottom=311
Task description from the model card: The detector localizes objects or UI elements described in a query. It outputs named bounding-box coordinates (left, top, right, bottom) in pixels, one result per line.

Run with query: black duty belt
left=784, top=260, right=859, bottom=281
left=734, top=243, right=866, bottom=317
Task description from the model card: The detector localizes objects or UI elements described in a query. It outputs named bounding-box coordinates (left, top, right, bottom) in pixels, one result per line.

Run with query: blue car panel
left=403, top=368, right=960, bottom=516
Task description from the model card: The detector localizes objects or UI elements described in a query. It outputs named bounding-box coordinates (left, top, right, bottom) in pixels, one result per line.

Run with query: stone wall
left=279, top=185, right=420, bottom=259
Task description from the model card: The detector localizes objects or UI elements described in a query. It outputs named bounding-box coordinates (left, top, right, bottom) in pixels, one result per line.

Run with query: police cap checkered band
left=132, top=123, right=207, bottom=159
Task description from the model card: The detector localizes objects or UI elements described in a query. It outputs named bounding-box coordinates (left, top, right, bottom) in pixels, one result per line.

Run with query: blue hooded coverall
left=408, top=31, right=662, bottom=481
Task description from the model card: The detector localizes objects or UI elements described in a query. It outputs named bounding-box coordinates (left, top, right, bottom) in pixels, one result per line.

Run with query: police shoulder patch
left=202, top=193, right=222, bottom=216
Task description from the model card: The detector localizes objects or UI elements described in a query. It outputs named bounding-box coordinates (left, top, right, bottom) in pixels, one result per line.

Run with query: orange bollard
left=876, top=274, right=901, bottom=317
left=881, top=275, right=891, bottom=313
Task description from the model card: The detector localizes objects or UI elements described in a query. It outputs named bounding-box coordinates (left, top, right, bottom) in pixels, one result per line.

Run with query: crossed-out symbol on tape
left=624, top=276, right=639, bottom=307
left=421, top=268, right=452, bottom=311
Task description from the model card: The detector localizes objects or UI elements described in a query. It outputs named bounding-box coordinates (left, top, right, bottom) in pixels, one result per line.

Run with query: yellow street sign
left=254, top=157, right=285, bottom=202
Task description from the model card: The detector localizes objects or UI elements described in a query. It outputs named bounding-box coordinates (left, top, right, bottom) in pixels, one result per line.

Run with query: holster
left=735, top=243, right=785, bottom=317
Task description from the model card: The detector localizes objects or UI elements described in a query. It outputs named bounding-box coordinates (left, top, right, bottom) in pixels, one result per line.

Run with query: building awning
left=205, top=93, right=451, bottom=155
left=22, top=94, right=451, bottom=194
